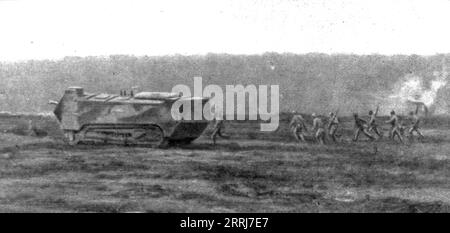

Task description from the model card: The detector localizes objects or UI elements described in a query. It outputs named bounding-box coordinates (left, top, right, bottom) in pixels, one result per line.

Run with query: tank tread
left=64, top=123, right=166, bottom=147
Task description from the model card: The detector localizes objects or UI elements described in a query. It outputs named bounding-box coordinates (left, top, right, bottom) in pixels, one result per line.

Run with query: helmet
left=329, top=112, right=334, bottom=116
left=368, top=110, right=373, bottom=115
left=312, top=113, right=317, bottom=118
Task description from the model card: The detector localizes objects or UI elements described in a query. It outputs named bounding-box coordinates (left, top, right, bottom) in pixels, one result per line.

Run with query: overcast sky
left=0, top=0, right=449, bottom=61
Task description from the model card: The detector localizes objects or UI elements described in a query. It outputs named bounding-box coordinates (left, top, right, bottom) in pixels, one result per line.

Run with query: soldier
left=327, top=111, right=339, bottom=142
left=408, top=105, right=424, bottom=140
left=398, top=120, right=407, bottom=137
left=367, top=106, right=383, bottom=139
left=385, top=110, right=404, bottom=143
left=289, top=114, right=308, bottom=142
left=353, top=113, right=375, bottom=141
left=211, top=119, right=229, bottom=145
left=312, top=113, right=326, bottom=144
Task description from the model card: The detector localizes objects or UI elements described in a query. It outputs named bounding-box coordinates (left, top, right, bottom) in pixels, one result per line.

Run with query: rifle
left=328, top=109, right=339, bottom=130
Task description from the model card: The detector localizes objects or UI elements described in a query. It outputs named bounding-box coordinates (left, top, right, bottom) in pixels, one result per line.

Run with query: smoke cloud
left=386, top=63, right=448, bottom=115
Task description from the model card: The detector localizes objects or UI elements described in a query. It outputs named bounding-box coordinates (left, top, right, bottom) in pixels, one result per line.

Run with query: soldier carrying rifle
left=353, top=113, right=375, bottom=141
left=327, top=110, right=339, bottom=142
left=408, top=105, right=424, bottom=140
left=289, top=113, right=308, bottom=142
left=367, top=105, right=383, bottom=139
left=385, top=110, right=404, bottom=143
left=312, top=113, right=326, bottom=145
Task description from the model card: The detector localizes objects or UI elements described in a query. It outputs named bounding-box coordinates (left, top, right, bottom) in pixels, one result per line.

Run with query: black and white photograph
left=0, top=0, right=449, bottom=218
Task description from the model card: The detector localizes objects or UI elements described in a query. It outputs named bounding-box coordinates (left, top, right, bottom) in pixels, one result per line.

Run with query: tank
left=52, top=87, right=210, bottom=146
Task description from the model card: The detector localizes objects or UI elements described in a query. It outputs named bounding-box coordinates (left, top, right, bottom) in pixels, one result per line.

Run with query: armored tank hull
left=52, top=87, right=210, bottom=146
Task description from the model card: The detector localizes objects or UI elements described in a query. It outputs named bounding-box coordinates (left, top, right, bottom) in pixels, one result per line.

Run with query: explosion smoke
left=387, top=61, right=448, bottom=115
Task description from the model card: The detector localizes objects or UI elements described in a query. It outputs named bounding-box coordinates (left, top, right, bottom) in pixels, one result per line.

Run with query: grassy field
left=0, top=113, right=448, bottom=212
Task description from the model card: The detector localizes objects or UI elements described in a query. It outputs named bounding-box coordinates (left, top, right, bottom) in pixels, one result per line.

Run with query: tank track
left=63, top=123, right=166, bottom=147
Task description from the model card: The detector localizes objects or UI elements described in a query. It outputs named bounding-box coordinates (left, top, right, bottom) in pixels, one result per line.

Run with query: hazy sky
left=0, top=0, right=449, bottom=61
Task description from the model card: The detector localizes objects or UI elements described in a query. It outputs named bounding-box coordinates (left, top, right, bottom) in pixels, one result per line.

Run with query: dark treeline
left=0, top=53, right=449, bottom=114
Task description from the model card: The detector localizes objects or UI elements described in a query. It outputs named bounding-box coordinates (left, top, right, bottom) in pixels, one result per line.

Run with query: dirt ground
left=0, top=113, right=448, bottom=212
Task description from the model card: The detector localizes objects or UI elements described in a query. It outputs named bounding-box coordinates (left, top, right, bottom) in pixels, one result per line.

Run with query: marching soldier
left=327, top=111, right=339, bottom=142
left=385, top=110, right=404, bottom=143
left=289, top=114, right=308, bottom=142
left=367, top=106, right=383, bottom=139
left=312, top=113, right=326, bottom=144
left=408, top=105, right=424, bottom=140
left=211, top=119, right=229, bottom=145
left=353, top=113, right=375, bottom=141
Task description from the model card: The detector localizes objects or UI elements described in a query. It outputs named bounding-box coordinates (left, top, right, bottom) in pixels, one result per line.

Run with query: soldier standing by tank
left=353, top=113, right=375, bottom=141
left=312, top=113, right=326, bottom=144
left=385, top=110, right=404, bottom=143
left=367, top=106, right=383, bottom=139
left=408, top=105, right=424, bottom=140
left=289, top=113, right=308, bottom=142
left=211, top=119, right=229, bottom=145
left=327, top=111, right=339, bottom=142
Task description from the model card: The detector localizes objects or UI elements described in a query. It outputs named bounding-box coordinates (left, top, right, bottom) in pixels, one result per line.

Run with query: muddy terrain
left=0, top=113, right=448, bottom=212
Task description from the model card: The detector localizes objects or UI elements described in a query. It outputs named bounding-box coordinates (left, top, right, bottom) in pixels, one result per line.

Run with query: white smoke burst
left=387, top=63, right=448, bottom=115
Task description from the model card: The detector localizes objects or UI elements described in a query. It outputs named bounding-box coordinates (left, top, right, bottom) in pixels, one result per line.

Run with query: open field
left=0, top=113, right=448, bottom=212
